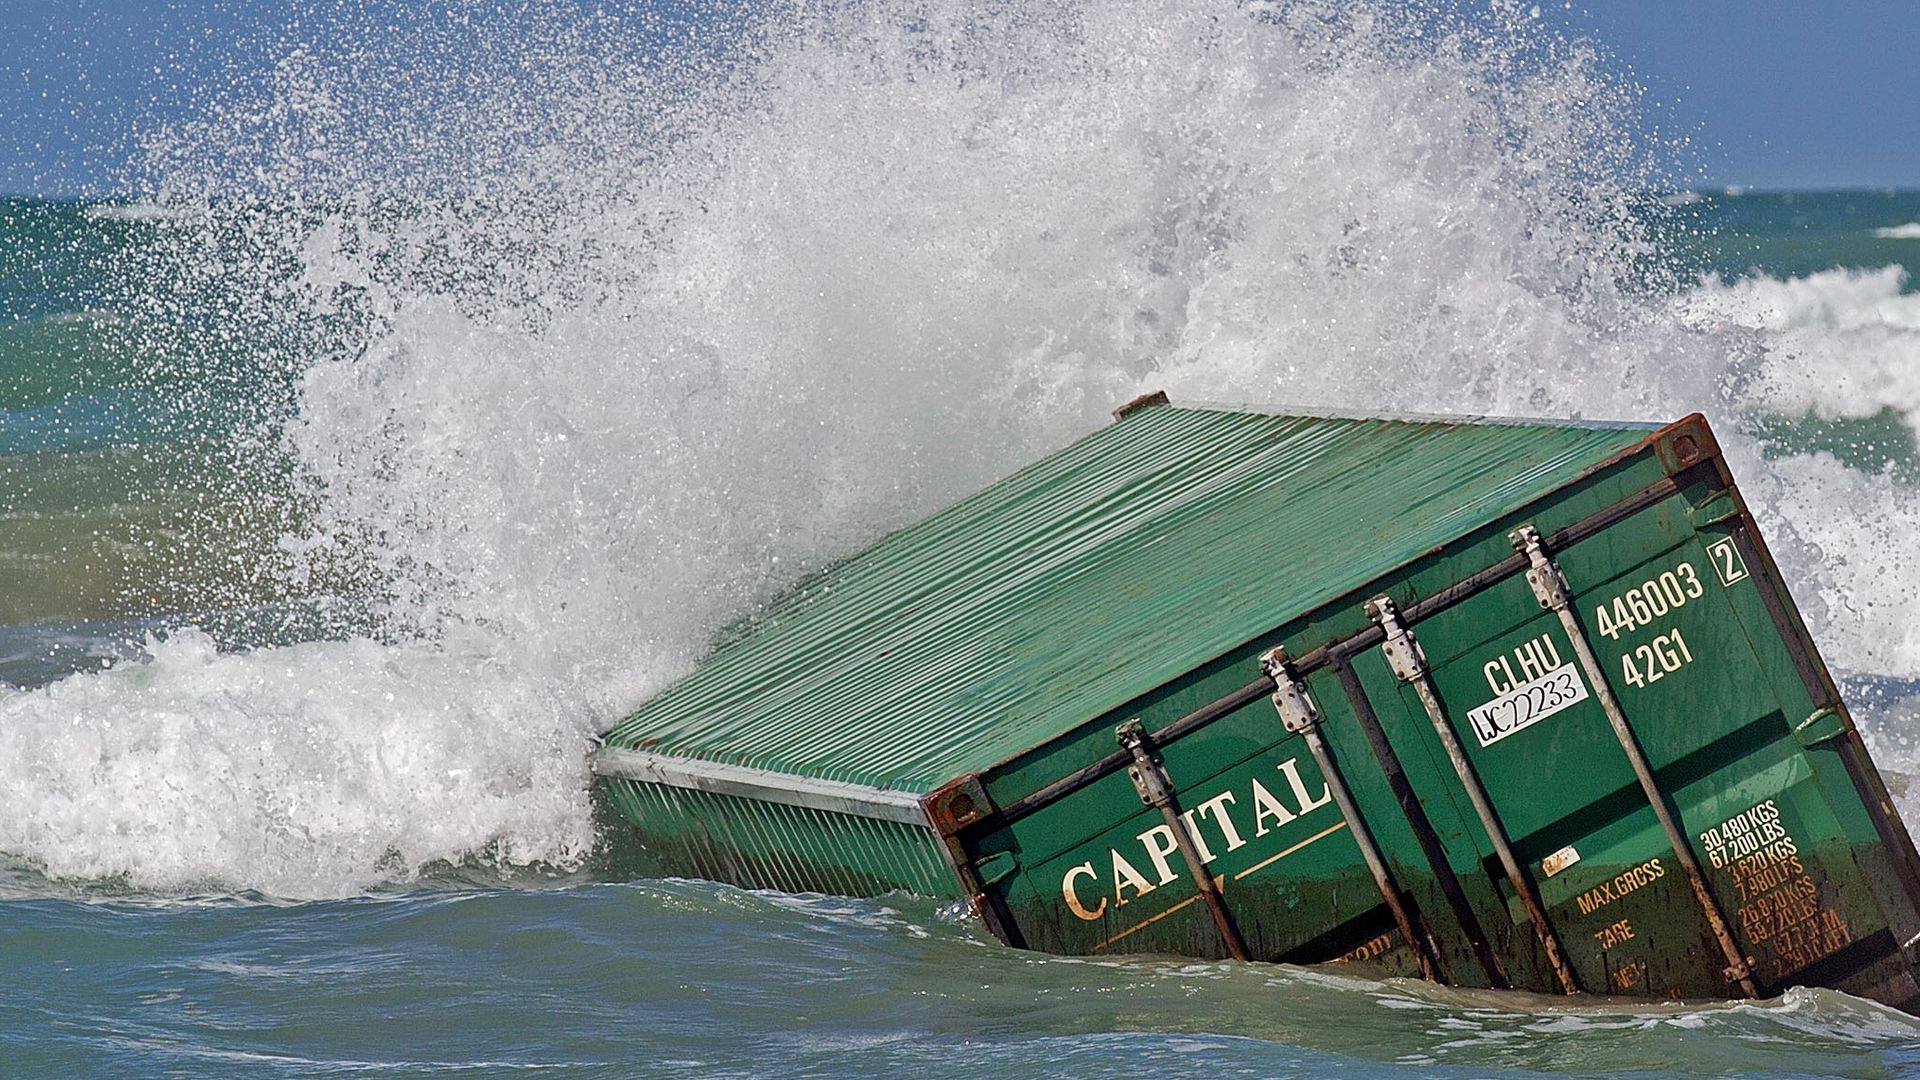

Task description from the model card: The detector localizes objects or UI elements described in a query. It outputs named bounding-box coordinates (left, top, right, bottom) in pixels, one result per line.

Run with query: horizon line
left=5, top=184, right=1920, bottom=203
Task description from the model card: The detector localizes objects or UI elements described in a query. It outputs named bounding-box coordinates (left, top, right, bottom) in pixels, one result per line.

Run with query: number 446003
left=1594, top=562, right=1705, bottom=641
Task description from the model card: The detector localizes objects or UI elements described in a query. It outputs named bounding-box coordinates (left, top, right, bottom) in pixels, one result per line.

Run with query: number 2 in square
left=1707, top=538, right=1748, bottom=587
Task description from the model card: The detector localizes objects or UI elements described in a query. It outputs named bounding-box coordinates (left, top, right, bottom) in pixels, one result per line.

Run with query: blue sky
left=3, top=1, right=1917, bottom=195
left=1550, top=1, right=1920, bottom=190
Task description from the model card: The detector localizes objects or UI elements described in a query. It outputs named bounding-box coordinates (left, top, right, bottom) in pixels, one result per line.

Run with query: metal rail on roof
left=590, top=746, right=929, bottom=827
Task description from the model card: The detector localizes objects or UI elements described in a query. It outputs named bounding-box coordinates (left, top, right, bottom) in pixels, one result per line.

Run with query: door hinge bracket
left=1366, top=596, right=1428, bottom=683
left=1512, top=524, right=1571, bottom=612
left=1116, top=719, right=1173, bottom=808
left=1260, top=647, right=1320, bottom=734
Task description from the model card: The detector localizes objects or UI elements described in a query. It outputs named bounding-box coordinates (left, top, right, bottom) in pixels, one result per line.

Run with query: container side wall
left=598, top=777, right=960, bottom=899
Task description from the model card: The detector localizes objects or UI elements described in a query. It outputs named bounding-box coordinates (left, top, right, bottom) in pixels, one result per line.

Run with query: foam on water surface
left=1, top=0, right=1918, bottom=898
left=0, top=629, right=594, bottom=896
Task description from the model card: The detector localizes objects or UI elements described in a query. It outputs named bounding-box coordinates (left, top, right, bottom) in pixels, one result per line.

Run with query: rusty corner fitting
left=1112, top=389, right=1170, bottom=421
left=1650, top=412, right=1722, bottom=477
left=921, top=774, right=994, bottom=838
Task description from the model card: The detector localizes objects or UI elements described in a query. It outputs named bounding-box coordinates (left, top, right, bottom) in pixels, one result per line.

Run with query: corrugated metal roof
left=602, top=402, right=1654, bottom=794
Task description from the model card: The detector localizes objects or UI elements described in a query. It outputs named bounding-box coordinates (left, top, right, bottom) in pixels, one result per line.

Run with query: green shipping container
left=592, top=396, right=1920, bottom=1008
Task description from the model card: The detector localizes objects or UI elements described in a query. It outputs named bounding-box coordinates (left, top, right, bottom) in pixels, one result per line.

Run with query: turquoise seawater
left=8, top=3, right=1920, bottom=1074
left=12, top=881, right=1920, bottom=1078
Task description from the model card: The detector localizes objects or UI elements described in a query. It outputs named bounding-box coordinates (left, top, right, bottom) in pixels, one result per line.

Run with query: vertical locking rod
left=1116, top=719, right=1250, bottom=961
left=1368, top=595, right=1582, bottom=995
left=1332, top=646, right=1509, bottom=989
left=1512, top=524, right=1760, bottom=998
left=1264, top=647, right=1441, bottom=982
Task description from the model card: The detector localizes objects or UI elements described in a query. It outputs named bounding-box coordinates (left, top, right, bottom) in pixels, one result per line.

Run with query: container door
left=940, top=482, right=1920, bottom=1006
left=1349, top=490, right=1920, bottom=1000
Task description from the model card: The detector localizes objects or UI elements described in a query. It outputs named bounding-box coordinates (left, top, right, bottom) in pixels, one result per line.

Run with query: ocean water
left=5, top=1, right=1920, bottom=1074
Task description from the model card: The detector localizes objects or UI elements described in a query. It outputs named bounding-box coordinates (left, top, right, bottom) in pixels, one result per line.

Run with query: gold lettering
left=1195, top=791, right=1246, bottom=854
left=1592, top=918, right=1635, bottom=950
left=1335, top=932, right=1394, bottom=964
left=1111, top=849, right=1155, bottom=905
left=1062, top=862, right=1107, bottom=921
left=1277, top=758, right=1333, bottom=816
left=1610, top=960, right=1647, bottom=992
left=1178, top=810, right=1217, bottom=864
left=1136, top=825, right=1181, bottom=887
left=1250, top=777, right=1297, bottom=836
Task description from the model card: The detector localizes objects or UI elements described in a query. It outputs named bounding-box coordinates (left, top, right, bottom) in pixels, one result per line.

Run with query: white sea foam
left=1874, top=223, right=1920, bottom=239
left=0, top=629, right=594, bottom=895
left=1, top=0, right=1917, bottom=896
left=1668, top=264, right=1920, bottom=691
left=1674, top=264, right=1920, bottom=436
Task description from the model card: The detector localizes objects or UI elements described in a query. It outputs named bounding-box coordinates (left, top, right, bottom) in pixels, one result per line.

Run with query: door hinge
left=1366, top=596, right=1428, bottom=683
left=1512, top=524, right=1572, bottom=612
left=1260, top=647, right=1320, bottom=734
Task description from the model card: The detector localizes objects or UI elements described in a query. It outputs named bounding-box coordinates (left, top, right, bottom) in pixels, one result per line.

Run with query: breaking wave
left=2, top=0, right=1918, bottom=896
